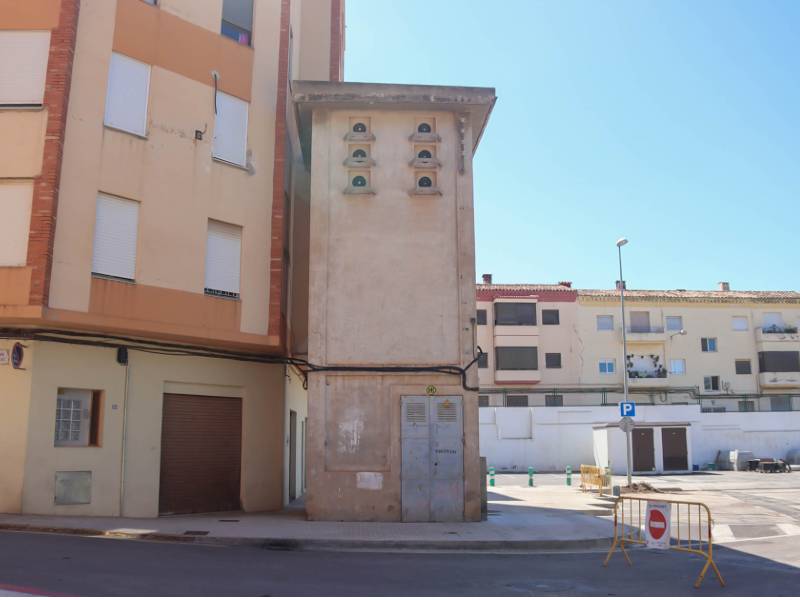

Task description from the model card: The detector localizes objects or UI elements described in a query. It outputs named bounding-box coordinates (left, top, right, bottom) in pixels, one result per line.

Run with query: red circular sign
left=648, top=508, right=667, bottom=540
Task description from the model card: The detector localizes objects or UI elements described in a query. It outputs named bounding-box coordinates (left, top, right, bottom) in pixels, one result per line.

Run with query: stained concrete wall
left=0, top=341, right=34, bottom=513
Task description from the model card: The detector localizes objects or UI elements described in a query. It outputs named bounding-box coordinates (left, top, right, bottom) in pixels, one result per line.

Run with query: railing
left=761, top=325, right=799, bottom=334
left=626, top=325, right=666, bottom=334
left=628, top=369, right=667, bottom=379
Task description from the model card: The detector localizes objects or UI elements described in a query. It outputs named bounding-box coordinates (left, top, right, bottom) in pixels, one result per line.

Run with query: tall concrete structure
left=293, top=82, right=495, bottom=522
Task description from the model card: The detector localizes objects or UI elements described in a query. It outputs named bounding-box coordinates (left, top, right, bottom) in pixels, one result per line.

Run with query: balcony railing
left=628, top=368, right=667, bottom=379
left=626, top=325, right=665, bottom=334
left=762, top=325, right=799, bottom=334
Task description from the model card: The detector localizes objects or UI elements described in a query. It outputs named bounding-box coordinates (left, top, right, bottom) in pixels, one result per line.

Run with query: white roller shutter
left=0, top=31, right=50, bottom=105
left=92, top=194, right=139, bottom=280
left=104, top=52, right=150, bottom=136
left=205, top=220, right=242, bottom=296
left=212, top=91, right=248, bottom=166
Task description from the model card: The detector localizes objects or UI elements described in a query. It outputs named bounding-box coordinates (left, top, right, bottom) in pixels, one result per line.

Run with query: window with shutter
left=205, top=220, right=242, bottom=298
left=104, top=53, right=150, bottom=136
left=0, top=31, right=50, bottom=105
left=213, top=92, right=249, bottom=166
left=0, top=182, right=33, bottom=267
left=92, top=194, right=139, bottom=280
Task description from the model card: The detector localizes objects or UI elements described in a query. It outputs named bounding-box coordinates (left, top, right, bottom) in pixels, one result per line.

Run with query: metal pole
left=618, top=243, right=632, bottom=488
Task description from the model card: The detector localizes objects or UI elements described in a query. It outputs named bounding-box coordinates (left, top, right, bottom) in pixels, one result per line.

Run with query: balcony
left=494, top=369, right=540, bottom=384
left=756, top=326, right=800, bottom=345
left=625, top=325, right=666, bottom=342
left=628, top=367, right=670, bottom=388
left=759, top=372, right=800, bottom=388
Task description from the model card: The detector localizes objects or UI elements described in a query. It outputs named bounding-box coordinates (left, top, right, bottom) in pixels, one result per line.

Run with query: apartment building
left=476, top=275, right=800, bottom=473
left=0, top=0, right=343, bottom=517
left=1, top=0, right=493, bottom=522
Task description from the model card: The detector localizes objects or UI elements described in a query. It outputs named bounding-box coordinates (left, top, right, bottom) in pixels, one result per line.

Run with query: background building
left=476, top=275, right=800, bottom=473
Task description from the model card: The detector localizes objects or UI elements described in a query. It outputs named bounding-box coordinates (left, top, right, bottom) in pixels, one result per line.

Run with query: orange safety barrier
left=579, top=464, right=611, bottom=494
left=603, top=495, right=725, bottom=589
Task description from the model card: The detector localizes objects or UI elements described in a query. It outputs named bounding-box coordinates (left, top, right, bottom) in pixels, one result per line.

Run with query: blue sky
left=343, top=0, right=800, bottom=291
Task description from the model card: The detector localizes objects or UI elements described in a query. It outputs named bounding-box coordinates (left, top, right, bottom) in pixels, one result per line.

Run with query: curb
left=0, top=523, right=614, bottom=553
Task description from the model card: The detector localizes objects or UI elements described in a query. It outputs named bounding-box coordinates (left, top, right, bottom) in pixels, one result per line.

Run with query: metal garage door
left=632, top=427, right=656, bottom=472
left=159, top=394, right=242, bottom=515
left=662, top=427, right=688, bottom=471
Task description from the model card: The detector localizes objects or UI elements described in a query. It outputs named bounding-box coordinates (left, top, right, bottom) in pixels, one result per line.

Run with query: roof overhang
left=291, top=80, right=496, bottom=165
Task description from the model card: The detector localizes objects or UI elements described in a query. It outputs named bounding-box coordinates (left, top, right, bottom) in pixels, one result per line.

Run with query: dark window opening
left=221, top=0, right=253, bottom=46
left=735, top=359, right=752, bottom=375
left=417, top=122, right=432, bottom=133
left=352, top=148, right=367, bottom=159
left=545, top=353, right=562, bottom=369
left=478, top=395, right=489, bottom=407
left=505, top=395, right=528, bottom=407
left=351, top=175, right=367, bottom=188
left=418, top=176, right=432, bottom=188
left=701, top=337, right=718, bottom=352
left=738, top=400, right=755, bottom=412
left=542, top=309, right=560, bottom=325
left=496, top=346, right=538, bottom=371
left=477, top=352, right=488, bottom=369
left=759, top=351, right=800, bottom=373
left=495, top=302, right=536, bottom=326
left=352, top=122, right=367, bottom=133
left=545, top=394, right=564, bottom=407
left=476, top=309, right=487, bottom=325
left=417, top=149, right=432, bottom=159
left=771, top=396, right=792, bottom=412
left=704, top=376, right=720, bottom=391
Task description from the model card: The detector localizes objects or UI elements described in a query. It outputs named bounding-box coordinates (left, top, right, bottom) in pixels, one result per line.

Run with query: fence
left=579, top=464, right=611, bottom=494
left=604, top=495, right=725, bottom=589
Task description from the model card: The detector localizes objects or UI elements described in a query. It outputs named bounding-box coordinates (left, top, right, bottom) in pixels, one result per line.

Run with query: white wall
left=480, top=405, right=800, bottom=472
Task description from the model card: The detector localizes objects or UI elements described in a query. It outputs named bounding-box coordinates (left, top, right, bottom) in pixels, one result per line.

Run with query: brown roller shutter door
left=159, top=394, right=242, bottom=515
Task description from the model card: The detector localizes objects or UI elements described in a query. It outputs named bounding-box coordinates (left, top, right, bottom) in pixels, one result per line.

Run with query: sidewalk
left=0, top=485, right=617, bottom=552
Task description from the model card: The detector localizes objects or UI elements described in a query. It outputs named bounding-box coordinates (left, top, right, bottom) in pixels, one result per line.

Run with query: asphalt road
left=2, top=531, right=800, bottom=596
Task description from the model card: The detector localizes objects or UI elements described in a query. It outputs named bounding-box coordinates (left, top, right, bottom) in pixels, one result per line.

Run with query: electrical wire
left=0, top=328, right=482, bottom=392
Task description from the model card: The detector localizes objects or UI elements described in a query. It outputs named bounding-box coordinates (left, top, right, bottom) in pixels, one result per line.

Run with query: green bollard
left=566, top=465, right=572, bottom=486
left=489, top=466, right=496, bottom=487
left=528, top=466, right=534, bottom=487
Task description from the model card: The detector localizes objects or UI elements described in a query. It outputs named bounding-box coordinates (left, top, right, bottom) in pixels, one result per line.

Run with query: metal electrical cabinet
left=401, top=395, right=464, bottom=522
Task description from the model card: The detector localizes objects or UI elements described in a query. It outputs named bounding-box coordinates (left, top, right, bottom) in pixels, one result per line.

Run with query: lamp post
left=616, top=237, right=632, bottom=488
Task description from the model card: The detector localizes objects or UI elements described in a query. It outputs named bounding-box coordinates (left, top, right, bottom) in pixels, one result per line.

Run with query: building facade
left=0, top=0, right=343, bottom=517
left=1, top=0, right=493, bottom=522
left=476, top=275, right=800, bottom=473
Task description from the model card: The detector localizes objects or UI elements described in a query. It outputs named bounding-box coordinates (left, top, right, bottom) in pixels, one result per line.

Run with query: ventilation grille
left=405, top=402, right=427, bottom=424
left=437, top=402, right=457, bottom=423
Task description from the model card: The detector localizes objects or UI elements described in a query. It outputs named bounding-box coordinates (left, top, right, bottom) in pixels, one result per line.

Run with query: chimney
left=558, top=281, right=572, bottom=288
left=482, top=273, right=492, bottom=285
left=616, top=280, right=626, bottom=291
left=718, top=281, right=730, bottom=292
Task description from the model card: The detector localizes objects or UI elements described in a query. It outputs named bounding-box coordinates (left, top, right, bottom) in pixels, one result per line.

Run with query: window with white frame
left=669, top=359, right=686, bottom=375
left=597, top=315, right=614, bottom=331
left=212, top=91, right=249, bottom=167
left=55, top=388, right=101, bottom=447
left=704, top=375, right=720, bottom=391
left=0, top=31, right=50, bottom=105
left=104, top=53, right=150, bottom=136
left=599, top=359, right=615, bottom=374
left=205, top=219, right=242, bottom=298
left=92, top=194, right=139, bottom=280
left=701, top=337, right=718, bottom=352
left=732, top=316, right=748, bottom=331
left=665, top=316, right=683, bottom=331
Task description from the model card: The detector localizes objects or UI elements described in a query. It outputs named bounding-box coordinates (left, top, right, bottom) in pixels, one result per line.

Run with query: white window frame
left=669, top=359, right=686, bottom=375
left=204, top=219, right=242, bottom=298
left=704, top=375, right=720, bottom=392
left=92, top=194, right=139, bottom=281
left=0, top=31, right=50, bottom=105
left=701, top=337, right=718, bottom=352
left=104, top=52, right=150, bottom=137
left=54, top=389, right=92, bottom=447
left=597, top=315, right=614, bottom=331
left=599, top=359, right=616, bottom=374
left=665, top=316, right=683, bottom=332
left=212, top=91, right=249, bottom=167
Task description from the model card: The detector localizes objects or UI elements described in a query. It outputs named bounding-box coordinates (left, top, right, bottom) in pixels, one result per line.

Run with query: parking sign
left=620, top=402, right=636, bottom=417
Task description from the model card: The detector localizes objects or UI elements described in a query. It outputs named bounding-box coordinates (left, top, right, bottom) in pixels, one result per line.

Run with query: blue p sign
left=620, top=402, right=636, bottom=417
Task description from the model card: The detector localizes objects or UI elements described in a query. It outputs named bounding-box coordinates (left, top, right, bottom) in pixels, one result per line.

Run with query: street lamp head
left=616, top=237, right=629, bottom=248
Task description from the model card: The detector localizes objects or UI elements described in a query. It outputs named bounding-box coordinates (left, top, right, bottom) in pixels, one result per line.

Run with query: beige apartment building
left=0, top=0, right=492, bottom=522
left=476, top=275, right=800, bottom=473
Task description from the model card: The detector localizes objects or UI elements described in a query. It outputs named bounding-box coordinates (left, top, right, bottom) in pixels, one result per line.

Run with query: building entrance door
left=661, top=427, right=688, bottom=471
left=401, top=396, right=464, bottom=522
left=632, top=427, right=655, bottom=472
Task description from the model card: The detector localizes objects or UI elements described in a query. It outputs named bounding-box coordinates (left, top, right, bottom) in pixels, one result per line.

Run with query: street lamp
left=616, top=237, right=632, bottom=488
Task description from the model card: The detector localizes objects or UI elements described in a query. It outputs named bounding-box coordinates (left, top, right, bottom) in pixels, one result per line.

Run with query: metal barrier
left=603, top=495, right=725, bottom=589
left=579, top=464, right=611, bottom=494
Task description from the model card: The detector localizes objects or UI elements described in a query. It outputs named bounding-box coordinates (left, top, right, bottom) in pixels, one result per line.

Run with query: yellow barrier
left=579, top=464, right=611, bottom=494
left=603, top=495, right=725, bottom=589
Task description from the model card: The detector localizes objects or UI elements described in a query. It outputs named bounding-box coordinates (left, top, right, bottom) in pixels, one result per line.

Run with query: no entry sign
left=645, top=501, right=671, bottom=549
